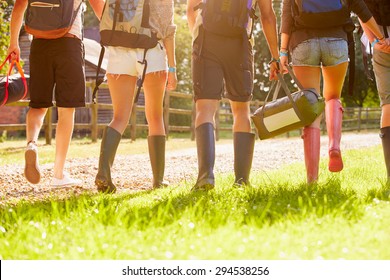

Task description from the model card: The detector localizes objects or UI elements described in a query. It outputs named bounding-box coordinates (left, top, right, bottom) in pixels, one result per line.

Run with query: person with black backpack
left=360, top=0, right=390, bottom=184
left=280, top=0, right=389, bottom=184
left=186, top=0, right=280, bottom=191
left=94, top=0, right=178, bottom=193
left=7, top=0, right=104, bottom=186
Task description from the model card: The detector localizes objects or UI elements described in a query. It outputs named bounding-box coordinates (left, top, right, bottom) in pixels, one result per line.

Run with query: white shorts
left=106, top=42, right=167, bottom=76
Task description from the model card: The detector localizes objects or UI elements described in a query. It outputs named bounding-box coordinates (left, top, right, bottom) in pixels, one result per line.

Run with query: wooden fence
left=0, top=82, right=381, bottom=144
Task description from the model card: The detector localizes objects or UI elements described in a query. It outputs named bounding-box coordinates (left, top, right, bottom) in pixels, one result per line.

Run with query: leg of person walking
left=293, top=66, right=322, bottom=183
left=322, top=62, right=348, bottom=172
left=373, top=50, right=390, bottom=180
left=144, top=71, right=169, bottom=188
left=192, top=99, right=219, bottom=191
left=24, top=107, right=47, bottom=184
left=51, top=107, right=82, bottom=186
left=230, top=100, right=255, bottom=187
left=95, top=74, right=136, bottom=193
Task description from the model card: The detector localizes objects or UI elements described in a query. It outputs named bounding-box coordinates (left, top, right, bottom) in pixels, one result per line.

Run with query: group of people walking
left=6, top=0, right=390, bottom=192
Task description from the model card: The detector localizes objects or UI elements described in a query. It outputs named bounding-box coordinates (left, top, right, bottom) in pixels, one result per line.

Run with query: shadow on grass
left=2, top=177, right=389, bottom=231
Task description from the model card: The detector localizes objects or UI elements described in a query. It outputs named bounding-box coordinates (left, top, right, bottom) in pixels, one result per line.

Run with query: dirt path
left=0, top=132, right=381, bottom=205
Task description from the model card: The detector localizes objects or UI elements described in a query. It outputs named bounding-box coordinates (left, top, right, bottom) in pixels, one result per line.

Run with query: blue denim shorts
left=292, top=37, right=349, bottom=67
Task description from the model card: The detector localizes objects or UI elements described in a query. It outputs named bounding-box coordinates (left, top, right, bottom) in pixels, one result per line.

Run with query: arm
left=280, top=33, right=290, bottom=73
left=88, top=0, right=105, bottom=19
left=163, top=35, right=177, bottom=91
left=257, top=0, right=279, bottom=80
left=7, top=0, right=28, bottom=61
left=359, top=18, right=390, bottom=54
left=280, top=0, right=293, bottom=73
left=186, top=0, right=201, bottom=33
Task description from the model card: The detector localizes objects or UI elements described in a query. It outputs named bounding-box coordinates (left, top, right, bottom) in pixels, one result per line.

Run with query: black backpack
left=291, top=0, right=352, bottom=29
left=197, top=0, right=256, bottom=37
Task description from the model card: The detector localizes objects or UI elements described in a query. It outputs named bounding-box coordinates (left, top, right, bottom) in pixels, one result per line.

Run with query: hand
left=375, top=38, right=390, bottom=54
left=269, top=61, right=279, bottom=81
left=280, top=55, right=289, bottom=74
left=7, top=44, right=20, bottom=62
left=166, top=71, right=177, bottom=91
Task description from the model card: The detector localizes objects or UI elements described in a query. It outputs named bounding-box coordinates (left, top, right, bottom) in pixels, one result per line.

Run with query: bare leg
left=53, top=107, right=75, bottom=179
left=292, top=66, right=322, bottom=183
left=107, top=74, right=137, bottom=134
left=143, top=71, right=167, bottom=136
left=24, top=107, right=47, bottom=184
left=26, top=108, right=47, bottom=143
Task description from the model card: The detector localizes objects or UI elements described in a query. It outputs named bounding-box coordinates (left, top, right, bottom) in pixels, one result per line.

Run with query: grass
left=0, top=141, right=389, bottom=260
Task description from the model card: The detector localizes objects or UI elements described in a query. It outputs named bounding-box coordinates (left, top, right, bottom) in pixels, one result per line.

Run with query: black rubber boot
left=233, top=132, right=255, bottom=187
left=380, top=126, right=390, bottom=179
left=192, top=123, right=215, bottom=191
left=95, top=126, right=121, bottom=193
left=148, top=135, right=169, bottom=189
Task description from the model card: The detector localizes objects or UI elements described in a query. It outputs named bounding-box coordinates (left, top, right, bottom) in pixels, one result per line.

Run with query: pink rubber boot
left=302, top=127, right=321, bottom=183
left=326, top=99, right=344, bottom=172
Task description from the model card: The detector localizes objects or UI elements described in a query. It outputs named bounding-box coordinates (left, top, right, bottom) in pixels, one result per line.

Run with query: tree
left=0, top=1, right=10, bottom=75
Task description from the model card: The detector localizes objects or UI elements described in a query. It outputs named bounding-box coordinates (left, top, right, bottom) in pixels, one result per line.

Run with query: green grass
left=1, top=143, right=389, bottom=260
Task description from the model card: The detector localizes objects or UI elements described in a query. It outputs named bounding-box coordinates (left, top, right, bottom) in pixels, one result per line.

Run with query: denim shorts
left=373, top=49, right=390, bottom=106
left=292, top=37, right=349, bottom=67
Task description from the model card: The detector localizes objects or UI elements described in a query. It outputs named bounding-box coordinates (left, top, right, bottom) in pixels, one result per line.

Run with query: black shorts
left=29, top=37, right=86, bottom=108
left=192, top=28, right=254, bottom=102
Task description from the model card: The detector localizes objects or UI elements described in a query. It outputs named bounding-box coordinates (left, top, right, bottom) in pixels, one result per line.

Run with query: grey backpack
left=25, top=0, right=82, bottom=39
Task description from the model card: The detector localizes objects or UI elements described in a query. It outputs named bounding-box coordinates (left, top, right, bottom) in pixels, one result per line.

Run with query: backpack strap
left=92, top=45, right=106, bottom=104
left=248, top=1, right=258, bottom=40
left=134, top=48, right=149, bottom=103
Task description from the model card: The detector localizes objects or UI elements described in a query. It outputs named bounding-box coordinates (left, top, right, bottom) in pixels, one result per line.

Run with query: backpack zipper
left=30, top=2, right=60, bottom=8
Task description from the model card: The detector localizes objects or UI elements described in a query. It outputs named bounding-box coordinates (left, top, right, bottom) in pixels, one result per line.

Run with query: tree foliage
left=0, top=1, right=10, bottom=75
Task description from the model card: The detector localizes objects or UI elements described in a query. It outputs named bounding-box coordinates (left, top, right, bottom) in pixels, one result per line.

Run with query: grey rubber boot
left=95, top=126, right=121, bottom=193
left=192, top=123, right=215, bottom=191
left=380, top=126, right=390, bottom=179
left=148, top=135, right=169, bottom=189
left=233, top=132, right=255, bottom=187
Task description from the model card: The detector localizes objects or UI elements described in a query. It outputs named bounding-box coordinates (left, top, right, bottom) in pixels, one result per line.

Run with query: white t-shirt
left=68, top=0, right=86, bottom=39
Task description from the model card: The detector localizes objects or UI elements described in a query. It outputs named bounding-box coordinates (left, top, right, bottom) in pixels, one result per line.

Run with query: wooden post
left=215, top=102, right=220, bottom=141
left=91, top=102, right=98, bottom=142
left=44, top=107, right=53, bottom=145
left=130, top=103, right=137, bottom=141
left=357, top=107, right=362, bottom=132
left=191, top=102, right=196, bottom=141
left=163, top=91, right=170, bottom=138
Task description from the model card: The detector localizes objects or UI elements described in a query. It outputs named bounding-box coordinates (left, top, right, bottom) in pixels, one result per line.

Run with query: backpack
left=93, top=0, right=159, bottom=103
left=292, top=0, right=351, bottom=29
left=99, top=0, right=158, bottom=49
left=25, top=0, right=83, bottom=39
left=197, top=0, right=255, bottom=37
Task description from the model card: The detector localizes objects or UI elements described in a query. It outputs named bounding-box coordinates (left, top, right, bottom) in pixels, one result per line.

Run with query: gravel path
left=0, top=132, right=381, bottom=205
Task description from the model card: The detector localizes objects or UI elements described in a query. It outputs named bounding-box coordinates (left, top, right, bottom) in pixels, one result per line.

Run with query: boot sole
left=24, top=149, right=41, bottom=184
left=95, top=179, right=116, bottom=194
left=329, top=150, right=343, bottom=172
left=191, top=183, right=215, bottom=192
